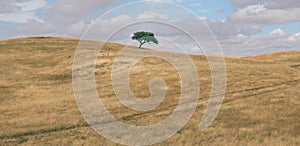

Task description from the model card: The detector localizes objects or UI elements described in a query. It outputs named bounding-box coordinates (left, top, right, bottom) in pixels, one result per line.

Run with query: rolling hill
left=0, top=37, right=299, bottom=145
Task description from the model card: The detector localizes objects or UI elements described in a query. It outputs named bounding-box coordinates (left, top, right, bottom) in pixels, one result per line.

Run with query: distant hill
left=245, top=51, right=300, bottom=62
left=0, top=37, right=299, bottom=145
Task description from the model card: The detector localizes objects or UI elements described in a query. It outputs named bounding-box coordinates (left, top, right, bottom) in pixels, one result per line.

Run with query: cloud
left=42, top=0, right=115, bottom=24
left=0, top=1, right=20, bottom=13
left=1, top=0, right=116, bottom=38
left=205, top=20, right=240, bottom=38
left=229, top=4, right=300, bottom=25
left=83, top=15, right=133, bottom=40
left=15, top=0, right=47, bottom=11
left=268, top=0, right=300, bottom=9
left=198, top=16, right=207, bottom=20
left=66, top=21, right=90, bottom=37
left=153, top=0, right=184, bottom=3
left=288, top=32, right=300, bottom=42
left=14, top=19, right=55, bottom=35
left=138, top=11, right=169, bottom=20
left=269, top=28, right=286, bottom=37
left=200, top=19, right=261, bottom=39
left=0, top=0, right=47, bottom=23
left=232, top=0, right=300, bottom=9
left=232, top=0, right=262, bottom=7
left=0, top=12, right=39, bottom=23
left=219, top=29, right=300, bottom=56
left=239, top=25, right=261, bottom=35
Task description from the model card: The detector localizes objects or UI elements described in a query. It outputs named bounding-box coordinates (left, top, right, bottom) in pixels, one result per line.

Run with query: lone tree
left=131, top=31, right=158, bottom=48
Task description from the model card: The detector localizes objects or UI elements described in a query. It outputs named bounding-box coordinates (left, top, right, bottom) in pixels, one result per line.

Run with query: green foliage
left=131, top=31, right=159, bottom=48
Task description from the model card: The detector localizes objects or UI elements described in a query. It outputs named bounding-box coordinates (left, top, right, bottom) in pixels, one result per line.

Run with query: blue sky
left=0, top=0, right=299, bottom=56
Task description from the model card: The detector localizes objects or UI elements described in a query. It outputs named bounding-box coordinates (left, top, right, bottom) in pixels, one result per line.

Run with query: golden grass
left=0, top=37, right=299, bottom=145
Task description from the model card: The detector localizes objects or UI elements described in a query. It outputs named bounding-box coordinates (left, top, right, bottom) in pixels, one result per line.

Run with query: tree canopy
left=131, top=31, right=158, bottom=48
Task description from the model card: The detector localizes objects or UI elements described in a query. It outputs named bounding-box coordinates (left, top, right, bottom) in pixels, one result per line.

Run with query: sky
left=0, top=0, right=299, bottom=56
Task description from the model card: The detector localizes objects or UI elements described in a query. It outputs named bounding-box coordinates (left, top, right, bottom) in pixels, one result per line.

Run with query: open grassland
left=0, top=37, right=299, bottom=145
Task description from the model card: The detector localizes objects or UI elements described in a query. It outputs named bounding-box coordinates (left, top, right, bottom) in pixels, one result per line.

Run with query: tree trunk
left=139, top=42, right=145, bottom=49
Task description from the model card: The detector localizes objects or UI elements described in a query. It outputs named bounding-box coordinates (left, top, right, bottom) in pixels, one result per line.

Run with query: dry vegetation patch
left=0, top=37, right=299, bottom=145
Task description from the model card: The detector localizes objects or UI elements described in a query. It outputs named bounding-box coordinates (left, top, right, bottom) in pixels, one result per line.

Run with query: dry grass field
left=0, top=37, right=299, bottom=145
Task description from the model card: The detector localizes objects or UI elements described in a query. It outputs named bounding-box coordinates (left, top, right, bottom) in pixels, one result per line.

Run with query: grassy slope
left=0, top=37, right=299, bottom=145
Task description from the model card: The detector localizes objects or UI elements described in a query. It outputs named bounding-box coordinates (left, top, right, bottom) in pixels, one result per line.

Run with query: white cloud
left=83, top=15, right=133, bottom=40
left=15, top=19, right=54, bottom=34
left=42, top=0, right=115, bottom=24
left=138, top=11, right=169, bottom=20
left=0, top=1, right=22, bottom=13
left=296, top=32, right=300, bottom=38
left=0, top=12, right=44, bottom=23
left=269, top=28, right=286, bottom=37
left=66, top=21, right=90, bottom=36
left=198, top=16, right=208, bottom=20
left=15, top=0, right=47, bottom=11
left=220, top=33, right=300, bottom=56
left=0, top=0, right=47, bottom=23
left=229, top=4, right=300, bottom=25
left=288, top=32, right=300, bottom=42
left=172, top=0, right=184, bottom=2
left=232, top=0, right=300, bottom=9
left=245, top=5, right=266, bottom=13
left=152, top=0, right=184, bottom=3
left=232, top=0, right=261, bottom=7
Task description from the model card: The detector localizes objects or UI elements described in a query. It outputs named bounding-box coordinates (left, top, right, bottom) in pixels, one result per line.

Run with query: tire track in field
left=122, top=78, right=300, bottom=121
left=1, top=78, right=299, bottom=141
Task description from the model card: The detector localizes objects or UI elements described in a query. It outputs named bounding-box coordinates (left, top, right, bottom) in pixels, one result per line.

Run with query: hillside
left=0, top=37, right=299, bottom=145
